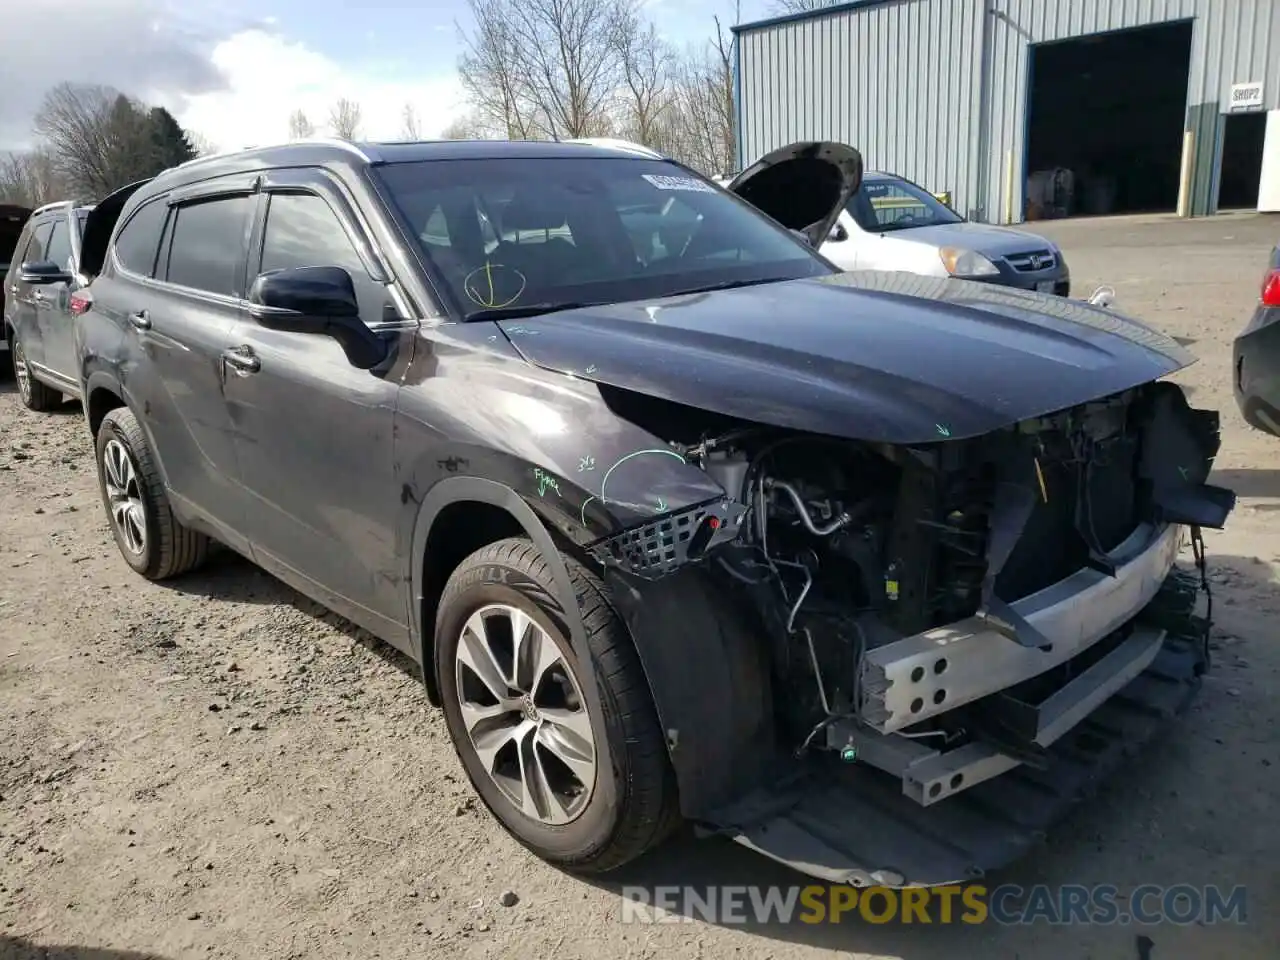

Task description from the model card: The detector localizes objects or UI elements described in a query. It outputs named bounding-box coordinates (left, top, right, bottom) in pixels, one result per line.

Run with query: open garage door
left=1025, top=21, right=1193, bottom=220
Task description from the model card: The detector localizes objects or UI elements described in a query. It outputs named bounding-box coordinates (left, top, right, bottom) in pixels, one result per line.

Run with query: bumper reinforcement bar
left=829, top=625, right=1166, bottom=807
left=859, top=522, right=1181, bottom=733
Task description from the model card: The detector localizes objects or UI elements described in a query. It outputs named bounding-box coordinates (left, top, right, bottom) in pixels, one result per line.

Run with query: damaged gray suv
left=70, top=138, right=1234, bottom=886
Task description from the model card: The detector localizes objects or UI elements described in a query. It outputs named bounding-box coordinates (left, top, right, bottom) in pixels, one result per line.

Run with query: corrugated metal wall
left=736, top=0, right=1280, bottom=223
left=737, top=0, right=987, bottom=217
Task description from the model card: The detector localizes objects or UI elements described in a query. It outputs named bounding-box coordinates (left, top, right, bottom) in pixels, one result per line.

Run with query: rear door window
left=44, top=218, right=72, bottom=271
left=163, top=195, right=253, bottom=297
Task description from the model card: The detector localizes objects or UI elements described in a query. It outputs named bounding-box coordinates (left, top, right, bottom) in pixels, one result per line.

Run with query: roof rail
left=175, top=137, right=372, bottom=170
left=563, top=137, right=663, bottom=159
left=31, top=199, right=74, bottom=216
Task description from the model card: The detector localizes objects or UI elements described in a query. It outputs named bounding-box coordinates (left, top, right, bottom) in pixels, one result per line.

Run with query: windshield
left=847, top=176, right=964, bottom=233
left=376, top=157, right=831, bottom=319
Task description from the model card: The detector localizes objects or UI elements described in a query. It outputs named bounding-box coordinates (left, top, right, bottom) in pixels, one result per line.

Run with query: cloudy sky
left=0, top=0, right=778, bottom=153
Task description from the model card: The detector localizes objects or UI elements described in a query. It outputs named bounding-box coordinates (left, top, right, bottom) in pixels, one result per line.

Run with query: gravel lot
left=2, top=212, right=1278, bottom=960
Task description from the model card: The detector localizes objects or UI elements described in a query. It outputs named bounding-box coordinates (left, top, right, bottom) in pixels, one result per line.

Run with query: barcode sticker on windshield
left=642, top=174, right=715, bottom=193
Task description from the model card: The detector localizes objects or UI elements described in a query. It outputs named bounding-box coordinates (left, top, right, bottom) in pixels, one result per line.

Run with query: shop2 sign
left=1229, top=82, right=1264, bottom=112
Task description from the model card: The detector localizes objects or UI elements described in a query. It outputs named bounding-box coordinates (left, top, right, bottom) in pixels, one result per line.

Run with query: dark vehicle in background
left=73, top=138, right=1232, bottom=887
left=1233, top=242, right=1280, bottom=436
left=3, top=200, right=93, bottom=409
left=1, top=203, right=34, bottom=366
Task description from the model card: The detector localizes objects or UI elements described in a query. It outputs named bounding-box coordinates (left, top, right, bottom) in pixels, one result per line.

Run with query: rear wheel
left=435, top=537, right=679, bottom=873
left=9, top=329, right=61, bottom=411
left=95, top=406, right=210, bottom=579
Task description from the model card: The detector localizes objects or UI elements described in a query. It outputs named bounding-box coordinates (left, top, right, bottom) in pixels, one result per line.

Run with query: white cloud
left=0, top=0, right=236, bottom=150
left=176, top=29, right=468, bottom=152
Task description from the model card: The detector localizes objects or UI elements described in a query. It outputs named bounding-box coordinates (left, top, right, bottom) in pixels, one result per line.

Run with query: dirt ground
left=2, top=212, right=1278, bottom=960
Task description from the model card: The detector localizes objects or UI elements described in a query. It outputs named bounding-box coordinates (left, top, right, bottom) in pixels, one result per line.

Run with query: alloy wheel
left=12, top=338, right=31, bottom=403
left=454, top=604, right=597, bottom=825
left=103, top=438, right=147, bottom=555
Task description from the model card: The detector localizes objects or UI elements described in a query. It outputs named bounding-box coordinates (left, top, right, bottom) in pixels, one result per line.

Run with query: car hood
left=726, top=141, right=864, bottom=248
left=499, top=270, right=1195, bottom=445
left=887, top=221, right=1061, bottom=257
left=80, top=177, right=152, bottom=279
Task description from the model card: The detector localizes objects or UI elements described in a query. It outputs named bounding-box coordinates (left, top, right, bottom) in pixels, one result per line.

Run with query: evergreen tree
left=147, top=107, right=197, bottom=169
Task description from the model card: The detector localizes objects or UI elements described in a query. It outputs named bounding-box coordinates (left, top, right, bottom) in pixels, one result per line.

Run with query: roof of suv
left=148, top=137, right=668, bottom=195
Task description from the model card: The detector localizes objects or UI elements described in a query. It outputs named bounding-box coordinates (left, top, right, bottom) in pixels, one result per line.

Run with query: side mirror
left=248, top=265, right=386, bottom=370
left=21, top=260, right=73, bottom=285
left=828, top=223, right=849, bottom=243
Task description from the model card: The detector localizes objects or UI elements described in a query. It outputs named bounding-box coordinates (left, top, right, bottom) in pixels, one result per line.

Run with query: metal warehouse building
left=733, top=0, right=1280, bottom=223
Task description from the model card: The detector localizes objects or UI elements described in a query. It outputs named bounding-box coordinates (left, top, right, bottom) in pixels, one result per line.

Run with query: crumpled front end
left=589, top=379, right=1234, bottom=887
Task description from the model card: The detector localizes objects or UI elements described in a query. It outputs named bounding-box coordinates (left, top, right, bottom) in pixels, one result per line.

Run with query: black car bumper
left=1233, top=303, right=1280, bottom=437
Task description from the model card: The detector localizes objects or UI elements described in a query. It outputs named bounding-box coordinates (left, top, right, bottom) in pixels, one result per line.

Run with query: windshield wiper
left=466, top=302, right=595, bottom=321
left=663, top=276, right=788, bottom=298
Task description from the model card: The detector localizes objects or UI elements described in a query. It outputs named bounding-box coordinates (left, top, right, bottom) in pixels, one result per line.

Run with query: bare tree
left=663, top=18, right=736, bottom=176
left=32, top=83, right=121, bottom=196
left=440, top=113, right=492, bottom=140
left=614, top=6, right=672, bottom=146
left=328, top=98, right=363, bottom=140
left=287, top=109, right=316, bottom=140
left=400, top=103, right=422, bottom=140
left=0, top=149, right=65, bottom=206
left=771, top=0, right=840, bottom=12
left=187, top=130, right=218, bottom=157
left=511, top=0, right=629, bottom=138
left=457, top=0, right=633, bottom=140
left=457, top=0, right=540, bottom=139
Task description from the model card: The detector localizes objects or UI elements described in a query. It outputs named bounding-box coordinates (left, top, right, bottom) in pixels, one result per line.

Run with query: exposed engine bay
left=590, top=379, right=1235, bottom=809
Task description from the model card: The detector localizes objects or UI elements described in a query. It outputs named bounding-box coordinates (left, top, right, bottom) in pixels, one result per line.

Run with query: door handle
left=221, top=346, right=260, bottom=375
left=128, top=310, right=151, bottom=331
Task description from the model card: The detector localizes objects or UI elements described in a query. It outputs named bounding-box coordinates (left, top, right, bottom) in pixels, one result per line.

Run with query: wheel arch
left=84, top=372, right=127, bottom=439
left=82, top=372, right=174, bottom=494
left=410, top=476, right=777, bottom=822
left=410, top=476, right=598, bottom=711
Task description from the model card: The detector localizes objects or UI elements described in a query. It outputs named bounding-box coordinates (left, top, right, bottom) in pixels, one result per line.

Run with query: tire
left=435, top=537, right=679, bottom=873
left=95, top=406, right=210, bottom=580
left=9, top=328, right=61, bottom=411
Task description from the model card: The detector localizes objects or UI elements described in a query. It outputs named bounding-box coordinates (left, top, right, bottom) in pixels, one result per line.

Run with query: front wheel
left=95, top=406, right=210, bottom=579
left=435, top=538, right=679, bottom=873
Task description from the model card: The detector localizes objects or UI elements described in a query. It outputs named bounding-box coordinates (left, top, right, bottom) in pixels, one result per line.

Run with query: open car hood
left=726, top=141, right=863, bottom=248
left=79, top=178, right=152, bottom=279
left=1, top=203, right=33, bottom=263
left=500, top=271, right=1198, bottom=446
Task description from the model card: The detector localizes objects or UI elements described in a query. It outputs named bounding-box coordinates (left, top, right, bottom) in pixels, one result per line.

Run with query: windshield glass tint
left=376, top=157, right=829, bottom=318
left=847, top=177, right=963, bottom=233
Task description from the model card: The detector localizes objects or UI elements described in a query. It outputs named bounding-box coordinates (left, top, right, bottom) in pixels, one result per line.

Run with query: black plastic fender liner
left=409, top=476, right=600, bottom=723
left=603, top=564, right=781, bottom=820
